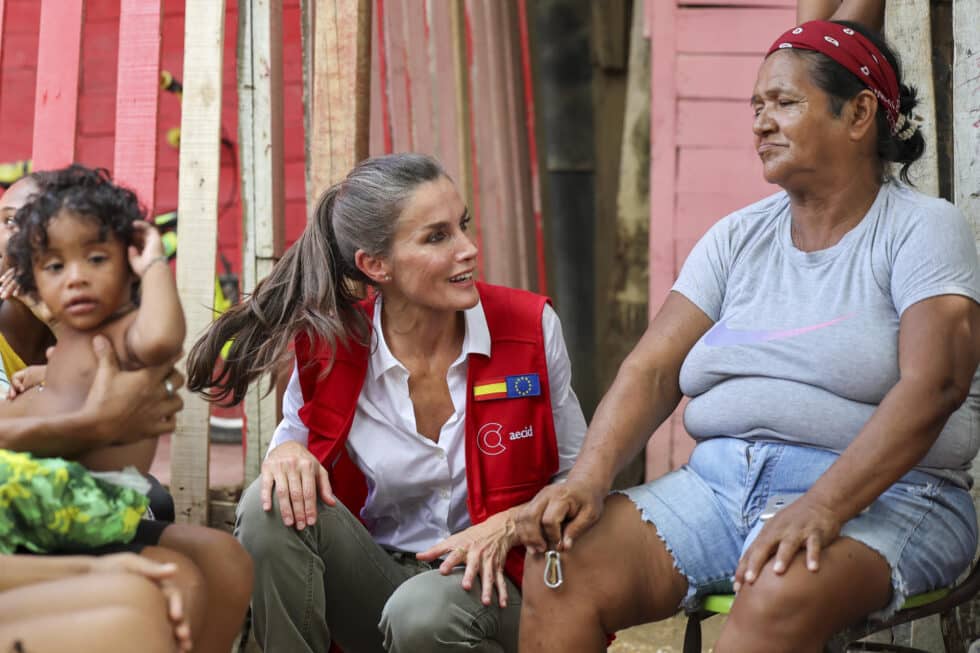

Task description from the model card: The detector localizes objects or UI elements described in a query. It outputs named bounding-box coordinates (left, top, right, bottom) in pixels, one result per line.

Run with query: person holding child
left=0, top=165, right=252, bottom=653
left=187, top=153, right=587, bottom=653
left=515, top=4, right=979, bottom=653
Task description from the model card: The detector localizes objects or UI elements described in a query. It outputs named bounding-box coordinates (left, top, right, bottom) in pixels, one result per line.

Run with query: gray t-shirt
left=674, top=181, right=980, bottom=487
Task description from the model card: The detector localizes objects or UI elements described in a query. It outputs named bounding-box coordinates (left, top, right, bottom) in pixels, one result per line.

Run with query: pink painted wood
left=427, top=0, right=463, bottom=184
left=32, top=0, right=84, bottom=170
left=403, top=0, right=433, bottom=156
left=646, top=0, right=679, bottom=480
left=114, top=0, right=163, bottom=216
left=646, top=2, right=795, bottom=479
left=383, top=0, right=412, bottom=152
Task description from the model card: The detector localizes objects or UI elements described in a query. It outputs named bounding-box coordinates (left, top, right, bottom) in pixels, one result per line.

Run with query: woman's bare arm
left=798, top=0, right=885, bottom=31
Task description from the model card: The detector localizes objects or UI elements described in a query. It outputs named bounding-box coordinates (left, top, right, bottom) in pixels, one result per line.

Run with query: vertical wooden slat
left=884, top=0, right=938, bottom=196
left=114, top=0, right=163, bottom=214
left=516, top=0, right=547, bottom=294
left=239, top=0, right=285, bottom=485
left=450, top=0, right=480, bottom=275
left=383, top=0, right=411, bottom=152
left=0, top=0, right=7, bottom=111
left=403, top=0, right=434, bottom=156
left=173, top=0, right=227, bottom=525
left=645, top=0, right=679, bottom=480
left=307, top=0, right=371, bottom=204
left=32, top=0, right=84, bottom=170
left=429, top=0, right=463, bottom=184
left=953, top=0, right=980, bottom=250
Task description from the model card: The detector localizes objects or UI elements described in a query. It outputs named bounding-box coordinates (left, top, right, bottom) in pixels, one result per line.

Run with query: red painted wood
left=368, top=0, right=384, bottom=156
left=462, top=0, right=485, bottom=278
left=404, top=0, right=433, bottom=156
left=517, top=0, right=546, bottom=294
left=684, top=0, right=793, bottom=5
left=383, top=0, right=411, bottom=151
left=427, top=0, right=461, bottom=183
left=677, top=7, right=794, bottom=54
left=0, top=0, right=7, bottom=111
left=375, top=0, right=393, bottom=153
left=32, top=0, right=84, bottom=170
left=114, top=0, right=163, bottom=216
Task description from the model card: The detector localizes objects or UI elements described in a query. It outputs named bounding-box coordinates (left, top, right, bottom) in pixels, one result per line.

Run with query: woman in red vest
left=187, top=153, right=586, bottom=653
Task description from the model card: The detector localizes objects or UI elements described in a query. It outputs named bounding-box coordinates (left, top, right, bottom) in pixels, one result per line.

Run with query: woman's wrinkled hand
left=734, top=494, right=842, bottom=592
left=515, top=477, right=608, bottom=554
left=87, top=553, right=192, bottom=652
left=260, top=440, right=336, bottom=530
left=417, top=509, right=519, bottom=607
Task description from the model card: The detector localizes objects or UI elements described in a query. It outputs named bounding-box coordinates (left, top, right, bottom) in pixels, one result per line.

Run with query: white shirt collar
left=368, top=295, right=491, bottom=380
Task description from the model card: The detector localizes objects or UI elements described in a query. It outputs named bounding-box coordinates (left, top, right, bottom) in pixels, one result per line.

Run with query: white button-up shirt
left=269, top=297, right=587, bottom=552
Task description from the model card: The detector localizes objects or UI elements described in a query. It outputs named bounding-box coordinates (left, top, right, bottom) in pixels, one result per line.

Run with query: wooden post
left=306, top=0, right=371, bottom=208
left=953, top=0, right=980, bottom=250
left=173, top=0, right=226, bottom=525
left=114, top=0, right=163, bottom=213
left=605, top=0, right=649, bottom=489
left=645, top=0, right=678, bottom=481
left=884, top=0, right=939, bottom=196
left=239, top=0, right=285, bottom=486
left=32, top=0, right=84, bottom=170
left=450, top=0, right=480, bottom=274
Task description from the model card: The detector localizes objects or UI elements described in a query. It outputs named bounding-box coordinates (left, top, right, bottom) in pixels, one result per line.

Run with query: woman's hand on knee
left=260, top=440, right=336, bottom=530
left=734, top=496, right=842, bottom=592
left=416, top=509, right=518, bottom=607
left=515, top=478, right=606, bottom=554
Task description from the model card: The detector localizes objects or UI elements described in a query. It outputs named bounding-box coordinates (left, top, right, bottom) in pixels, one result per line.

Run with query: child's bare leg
left=159, top=525, right=254, bottom=653
left=0, top=572, right=178, bottom=653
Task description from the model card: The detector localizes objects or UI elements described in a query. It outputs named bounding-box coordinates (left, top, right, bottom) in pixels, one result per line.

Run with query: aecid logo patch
left=477, top=422, right=507, bottom=456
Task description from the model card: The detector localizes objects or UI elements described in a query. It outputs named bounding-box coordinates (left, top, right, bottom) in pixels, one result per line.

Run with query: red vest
left=293, top=282, right=558, bottom=589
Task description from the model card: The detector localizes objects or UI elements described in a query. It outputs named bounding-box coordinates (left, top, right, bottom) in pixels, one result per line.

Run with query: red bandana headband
left=766, top=20, right=900, bottom=132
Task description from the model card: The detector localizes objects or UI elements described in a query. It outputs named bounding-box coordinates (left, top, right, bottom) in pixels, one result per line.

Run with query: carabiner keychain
left=543, top=550, right=563, bottom=589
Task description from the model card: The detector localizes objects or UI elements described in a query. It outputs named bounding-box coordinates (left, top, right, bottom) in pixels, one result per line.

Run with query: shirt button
left=440, top=489, right=450, bottom=499
left=436, top=449, right=446, bottom=459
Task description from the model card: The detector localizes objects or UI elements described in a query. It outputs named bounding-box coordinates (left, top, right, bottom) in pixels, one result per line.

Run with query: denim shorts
left=619, top=437, right=977, bottom=620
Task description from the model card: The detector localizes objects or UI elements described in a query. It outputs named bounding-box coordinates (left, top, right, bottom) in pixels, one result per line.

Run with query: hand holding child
left=8, top=364, right=46, bottom=399
left=0, top=267, right=54, bottom=325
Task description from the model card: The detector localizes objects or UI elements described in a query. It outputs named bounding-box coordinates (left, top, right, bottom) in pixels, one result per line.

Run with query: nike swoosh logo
left=703, top=315, right=850, bottom=347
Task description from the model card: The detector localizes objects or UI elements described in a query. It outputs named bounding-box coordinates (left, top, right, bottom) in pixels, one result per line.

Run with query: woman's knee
left=380, top=573, right=481, bottom=650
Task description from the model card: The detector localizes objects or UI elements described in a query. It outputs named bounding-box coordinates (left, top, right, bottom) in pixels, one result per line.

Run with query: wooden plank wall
left=32, top=0, right=84, bottom=170
left=113, top=0, right=163, bottom=214
left=173, top=0, right=227, bottom=525
left=239, top=0, right=285, bottom=487
left=645, top=0, right=794, bottom=478
left=364, top=0, right=542, bottom=292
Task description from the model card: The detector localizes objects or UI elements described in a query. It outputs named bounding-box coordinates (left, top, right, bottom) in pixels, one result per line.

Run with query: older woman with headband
left=515, top=11, right=979, bottom=653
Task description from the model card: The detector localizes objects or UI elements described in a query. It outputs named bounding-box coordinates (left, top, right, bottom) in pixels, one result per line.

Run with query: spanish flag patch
left=473, top=374, right=541, bottom=401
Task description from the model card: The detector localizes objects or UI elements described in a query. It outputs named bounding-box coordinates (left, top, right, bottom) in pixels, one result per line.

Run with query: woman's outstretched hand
left=260, top=440, right=336, bottom=530
left=514, top=476, right=608, bottom=554
left=734, top=494, right=842, bottom=592
left=417, top=509, right=519, bottom=607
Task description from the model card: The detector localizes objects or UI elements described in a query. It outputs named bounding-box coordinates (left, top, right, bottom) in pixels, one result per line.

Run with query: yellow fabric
left=0, top=333, right=26, bottom=380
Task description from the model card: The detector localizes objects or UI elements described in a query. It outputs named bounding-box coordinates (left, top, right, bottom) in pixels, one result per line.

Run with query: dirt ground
left=609, top=614, right=725, bottom=653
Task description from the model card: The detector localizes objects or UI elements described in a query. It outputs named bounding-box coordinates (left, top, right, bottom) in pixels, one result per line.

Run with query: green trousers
left=235, top=479, right=521, bottom=653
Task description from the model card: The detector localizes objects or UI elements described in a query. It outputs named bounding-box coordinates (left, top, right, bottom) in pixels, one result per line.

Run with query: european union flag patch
left=473, top=373, right=541, bottom=401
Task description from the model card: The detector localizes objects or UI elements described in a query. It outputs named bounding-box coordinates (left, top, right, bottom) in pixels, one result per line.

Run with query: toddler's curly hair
left=8, top=164, right=145, bottom=294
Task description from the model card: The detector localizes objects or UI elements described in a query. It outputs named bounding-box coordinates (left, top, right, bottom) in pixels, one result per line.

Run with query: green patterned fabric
left=0, top=450, right=149, bottom=554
